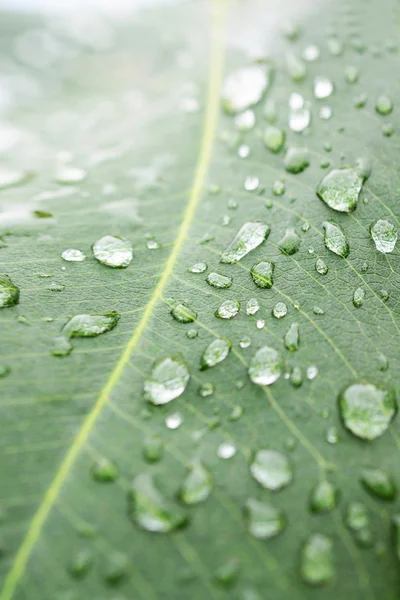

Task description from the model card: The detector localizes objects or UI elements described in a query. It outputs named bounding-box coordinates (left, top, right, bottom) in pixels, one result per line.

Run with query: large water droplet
left=300, top=534, right=334, bottom=586
left=339, top=383, right=397, bottom=440
left=264, top=126, right=285, bottom=153
left=360, top=468, right=396, bottom=501
left=244, top=498, right=286, bottom=539
left=201, top=338, right=231, bottom=369
left=310, top=481, right=339, bottom=512
left=130, top=473, right=188, bottom=533
left=370, top=219, right=397, bottom=253
left=278, top=228, right=301, bottom=255
left=171, top=302, right=197, bottom=323
left=144, top=356, right=190, bottom=405
left=92, top=235, right=132, bottom=268
left=220, top=222, right=270, bottom=264
left=0, top=275, right=20, bottom=308
left=180, top=461, right=212, bottom=504
left=250, top=449, right=292, bottom=491
left=284, top=323, right=300, bottom=351
left=322, top=221, right=349, bottom=257
left=248, top=346, right=281, bottom=386
left=317, top=168, right=362, bottom=213
left=251, top=261, right=274, bottom=288
left=284, top=147, right=310, bottom=174
left=221, top=66, right=269, bottom=114
left=206, top=272, right=232, bottom=289
left=215, top=299, right=240, bottom=319
left=52, top=312, right=120, bottom=356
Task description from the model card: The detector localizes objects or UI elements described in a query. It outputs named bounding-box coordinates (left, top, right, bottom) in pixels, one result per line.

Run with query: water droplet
left=199, top=382, right=214, bottom=397
left=215, top=299, right=240, bottom=319
left=310, top=481, right=338, bottom=512
left=235, top=109, right=255, bottom=132
left=284, top=323, right=300, bottom=351
left=171, top=302, right=197, bottom=323
left=376, top=96, right=393, bottom=115
left=303, top=44, right=320, bottom=62
left=55, top=165, right=86, bottom=185
left=264, top=98, right=277, bottom=122
left=206, top=272, right=232, bottom=289
left=313, top=306, right=324, bottom=315
left=314, top=76, right=334, bottom=99
left=278, top=228, right=301, bottom=255
left=229, top=405, right=243, bottom=420
left=143, top=436, right=163, bottom=463
left=300, top=534, right=334, bottom=586
left=52, top=312, right=119, bottom=357
left=327, top=37, right=343, bottom=56
left=353, top=287, right=365, bottom=308
left=284, top=147, right=310, bottom=174
left=286, top=52, right=307, bottom=82
left=245, top=498, right=286, bottom=539
left=339, top=383, right=397, bottom=440
left=345, top=65, right=359, bottom=84
left=289, top=106, right=311, bottom=132
left=379, top=288, right=390, bottom=302
left=251, top=261, right=274, bottom=288
left=104, top=552, right=129, bottom=585
left=0, top=365, right=10, bottom=378
left=201, top=338, right=231, bottom=369
left=220, top=222, right=270, bottom=264
left=272, top=302, right=287, bottom=319
left=221, top=65, right=269, bottom=114
left=317, top=168, right=362, bottom=213
left=354, top=92, right=368, bottom=109
left=239, top=336, right=251, bottom=349
left=370, top=219, right=397, bottom=253
left=0, top=167, right=31, bottom=190
left=214, top=558, right=240, bottom=587
left=244, top=176, right=259, bottom=192
left=360, top=468, right=396, bottom=501
left=322, top=221, right=349, bottom=257
left=290, top=366, right=303, bottom=388
left=92, top=235, right=132, bottom=268
left=382, top=124, right=394, bottom=137
left=250, top=449, right=292, bottom=491
left=69, top=548, right=93, bottom=579
left=180, top=461, right=212, bottom=504
left=264, top=126, right=285, bottom=153
left=377, top=353, right=389, bottom=372
left=144, top=356, right=190, bottom=405
left=346, top=502, right=372, bottom=546
left=319, top=106, right=332, bottom=120
left=315, top=258, right=328, bottom=275
left=272, top=180, right=285, bottom=196
left=249, top=346, right=281, bottom=386
left=238, top=144, right=250, bottom=158
left=146, top=239, right=161, bottom=250
left=307, top=365, right=318, bottom=380
left=246, top=298, right=260, bottom=315
left=189, top=262, right=207, bottom=273
left=326, top=426, right=339, bottom=444
left=91, top=458, right=118, bottom=482
left=61, top=248, right=86, bottom=262
left=0, top=275, right=20, bottom=308
left=217, top=442, right=236, bottom=459
left=165, top=412, right=183, bottom=429
left=130, top=473, right=188, bottom=533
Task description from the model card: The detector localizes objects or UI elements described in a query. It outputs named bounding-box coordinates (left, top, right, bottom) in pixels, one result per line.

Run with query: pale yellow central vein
left=0, top=3, right=228, bottom=598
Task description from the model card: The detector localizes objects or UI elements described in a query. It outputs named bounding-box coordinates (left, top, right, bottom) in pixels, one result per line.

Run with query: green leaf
left=0, top=1, right=400, bottom=599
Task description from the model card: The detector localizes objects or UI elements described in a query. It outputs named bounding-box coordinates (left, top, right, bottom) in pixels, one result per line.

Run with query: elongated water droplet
left=55, top=165, right=86, bottom=184
left=180, top=461, right=212, bottom=504
left=301, top=534, right=334, bottom=586
left=290, top=365, right=303, bottom=388
left=221, top=66, right=269, bottom=114
left=284, top=323, right=300, bottom=351
left=272, top=302, right=287, bottom=319
left=249, top=346, right=281, bottom=386
left=206, top=272, right=232, bottom=289
left=370, top=219, right=397, bottom=253
left=339, top=383, right=397, bottom=440
left=278, top=228, right=301, bottom=255
left=0, top=275, right=19, bottom=308
left=317, top=168, right=362, bottom=213
left=52, top=312, right=119, bottom=356
left=376, top=95, right=393, bottom=115
left=92, top=235, right=132, bottom=268
left=220, top=222, right=270, bottom=264
left=346, top=502, right=372, bottom=546
left=284, top=147, right=310, bottom=174
left=322, top=221, right=349, bottom=257
left=246, top=298, right=260, bottom=315
left=215, top=299, right=240, bottom=319
left=130, top=473, right=188, bottom=533
left=245, top=498, right=286, bottom=539
left=250, top=449, right=292, bottom=491
left=286, top=52, right=307, bottom=81
left=360, top=468, right=396, bottom=500
left=201, top=338, right=231, bottom=369
left=91, top=458, right=118, bottom=482
left=61, top=249, right=86, bottom=262
left=143, top=436, right=163, bottom=463
left=353, top=287, right=365, bottom=308
left=314, top=76, right=334, bottom=99
left=144, top=356, right=189, bottom=405
left=315, top=258, right=328, bottom=275
left=264, top=126, right=285, bottom=153
left=0, top=365, right=10, bottom=378
left=0, top=167, right=31, bottom=190
left=189, top=262, right=207, bottom=273
left=310, top=481, right=338, bottom=512
left=171, top=302, right=197, bottom=323
left=251, top=261, right=274, bottom=288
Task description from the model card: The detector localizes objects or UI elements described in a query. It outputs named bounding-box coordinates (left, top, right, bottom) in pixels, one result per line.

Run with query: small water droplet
left=143, top=436, right=163, bottom=463
left=284, top=323, right=300, bottom=351
left=327, top=37, right=343, bottom=56
left=69, top=548, right=93, bottom=579
left=61, top=248, right=86, bottom=262
left=307, top=365, right=318, bottom=380
left=326, top=426, right=339, bottom=444
left=234, top=109, right=255, bottom=132
left=245, top=498, right=286, bottom=539
left=201, top=338, right=231, bottom=369
left=0, top=365, right=10, bottom=378
left=180, top=461, right=212, bottom=504
left=165, top=412, right=183, bottom=430
left=346, top=502, right=372, bottom=546
left=319, top=106, right=332, bottom=120
left=239, top=336, right=251, bottom=349
left=290, top=365, right=303, bottom=388
left=377, top=353, right=389, bottom=372
left=144, top=356, right=190, bottom=405
left=354, top=92, right=368, bottom=109
left=360, top=468, right=396, bottom=501
left=370, top=219, right=397, bottom=253
left=322, top=221, right=349, bottom=257
left=0, top=275, right=20, bottom=308
left=315, top=258, right=328, bottom=275
left=251, top=261, right=274, bottom=288
left=171, top=302, right=197, bottom=323
left=215, top=299, right=240, bottom=319
left=104, top=553, right=129, bottom=585
left=272, top=302, right=287, bottom=319
left=272, top=180, right=285, bottom=196
left=130, top=473, right=188, bottom=532
left=199, top=382, right=214, bottom=397
left=314, top=76, right=334, bottom=99
left=289, top=106, right=311, bottom=132
left=221, top=66, right=269, bottom=114
left=300, top=534, right=334, bottom=586
left=303, top=44, right=320, bottom=62
left=55, top=165, right=86, bottom=185
left=189, top=262, right=207, bottom=273
left=310, top=481, right=338, bottom=512
left=214, top=558, right=240, bottom=587
left=264, top=98, right=277, bottom=122
left=91, top=457, right=118, bottom=482
left=353, top=287, right=365, bottom=308
left=317, top=168, right=362, bottom=213
left=345, top=65, right=359, bottom=84
left=284, top=147, right=310, bottom=174
left=238, top=144, right=250, bottom=158
left=313, top=306, right=324, bottom=315
left=339, top=383, right=397, bottom=440
left=246, top=298, right=260, bottom=315
left=220, top=222, right=270, bottom=264
left=206, top=272, right=232, bottom=289
left=217, top=442, right=236, bottom=459
left=256, top=319, right=265, bottom=329
left=249, top=346, right=281, bottom=385
left=92, top=235, right=132, bottom=268
left=264, top=126, right=285, bottom=153
left=286, top=52, right=307, bottom=81
left=376, top=95, right=393, bottom=115
left=250, top=449, right=292, bottom=491
left=0, top=167, right=31, bottom=190
left=278, top=228, right=301, bottom=255
left=244, top=175, right=259, bottom=192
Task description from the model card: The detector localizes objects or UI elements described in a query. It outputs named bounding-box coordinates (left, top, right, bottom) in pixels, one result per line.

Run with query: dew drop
left=201, top=338, right=231, bottom=369
left=0, top=167, right=31, bottom=190
left=206, top=272, right=232, bottom=289
left=249, top=346, right=281, bottom=385
left=244, top=498, right=286, bottom=539
left=215, top=299, right=240, bottom=319
left=317, top=168, right=362, bottom=213
left=360, top=468, right=396, bottom=501
left=290, top=366, right=303, bottom=388
left=326, top=426, right=339, bottom=444
left=353, top=287, right=365, bottom=308
left=144, top=356, right=190, bottom=405
left=0, top=365, right=10, bottom=378
left=300, top=534, right=334, bottom=586
left=289, top=106, right=311, bottom=132
left=165, top=412, right=183, bottom=430
left=246, top=298, right=260, bottom=315
left=217, top=442, right=236, bottom=459
left=319, top=106, right=332, bottom=120
left=234, top=109, right=255, bottom=132
left=339, top=383, right=397, bottom=440
left=314, top=76, right=334, bottom=99
left=345, top=502, right=372, bottom=546
left=278, top=228, right=301, bottom=255
left=55, top=165, right=86, bottom=185
left=272, top=302, right=287, bottom=319
left=220, top=222, right=270, bottom=264
left=376, top=95, right=393, bottom=115
left=307, top=365, right=318, bottom=380
left=310, top=481, right=338, bottom=512
left=91, top=458, right=118, bottom=482
left=302, top=44, right=320, bottom=62
left=189, top=262, right=207, bottom=273
left=286, top=52, right=307, bottom=82
left=69, top=548, right=93, bottom=579
left=214, top=558, right=240, bottom=587
left=199, top=382, right=214, bottom=397
left=250, top=449, right=292, bottom=491
left=104, top=552, right=129, bottom=585
left=240, top=336, right=251, bottom=349
left=264, top=126, right=285, bottom=153
left=315, top=258, right=328, bottom=275
left=322, top=221, right=349, bottom=257
left=284, top=323, right=300, bottom=351
left=143, top=436, right=163, bottom=463
left=238, top=144, right=250, bottom=158
left=256, top=319, right=265, bottom=329
left=0, top=275, right=20, bottom=308
left=345, top=65, right=359, bottom=84
left=370, top=219, right=397, bottom=253
left=61, top=249, right=86, bottom=262
left=52, top=312, right=119, bottom=357
left=284, top=147, right=310, bottom=174
left=92, top=235, right=132, bottom=268
left=171, top=302, right=197, bottom=323
left=244, top=175, right=259, bottom=192
left=264, top=98, right=277, bottom=122
left=250, top=261, right=274, bottom=288
left=180, top=461, right=212, bottom=504
left=221, top=65, right=269, bottom=114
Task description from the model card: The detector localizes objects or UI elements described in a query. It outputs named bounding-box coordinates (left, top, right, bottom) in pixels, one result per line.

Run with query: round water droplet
left=278, top=228, right=301, bottom=255
left=360, top=468, right=396, bottom=501
left=345, top=65, right=359, bottom=84
left=234, top=109, right=255, bottom=132
left=244, top=175, right=259, bottom=192
left=245, top=498, right=286, bottom=539
left=326, top=426, right=339, bottom=444
left=199, top=382, right=214, bottom=397
left=214, top=558, right=240, bottom=588
left=301, top=534, right=334, bottom=586
left=215, top=299, right=240, bottom=319
left=246, top=298, right=260, bottom=315
left=272, top=302, right=287, bottom=319
left=201, top=338, right=231, bottom=369
left=91, top=458, right=118, bottom=482
left=307, top=365, right=318, bottom=380
left=317, top=168, right=362, bottom=213
left=339, top=383, right=397, bottom=440
left=189, top=262, right=207, bottom=273
left=314, top=76, right=334, bottom=99
left=165, top=412, right=183, bottom=429
left=251, top=261, right=274, bottom=288
left=322, top=221, right=349, bottom=257
left=143, top=436, right=163, bottom=463
left=180, top=461, right=212, bottom=504
left=353, top=287, right=365, bottom=308
left=310, top=481, right=338, bottom=512
left=256, top=319, right=265, bottom=329
left=104, top=552, right=129, bottom=585
left=238, top=144, right=250, bottom=158
left=302, top=44, right=320, bottom=62
left=217, top=442, right=236, bottom=459
left=0, top=275, right=19, bottom=308
left=55, top=165, right=86, bottom=185
left=370, top=219, right=397, bottom=253
left=171, top=302, right=197, bottom=323
left=239, top=336, right=251, bottom=349
left=221, top=66, right=269, bottom=114
left=376, top=95, right=393, bottom=115
left=319, top=106, right=332, bottom=120
left=315, top=258, right=328, bottom=275
left=61, top=248, right=86, bottom=262
left=206, top=272, right=232, bottom=289
left=264, top=126, right=285, bottom=153
left=144, top=356, right=190, bottom=405
left=187, top=328, right=198, bottom=339
left=249, top=346, right=281, bottom=385
left=289, top=107, right=311, bottom=132
left=250, top=449, right=292, bottom=491
left=92, top=235, right=132, bottom=268
left=284, top=147, right=310, bottom=174
left=69, top=548, right=93, bottom=579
